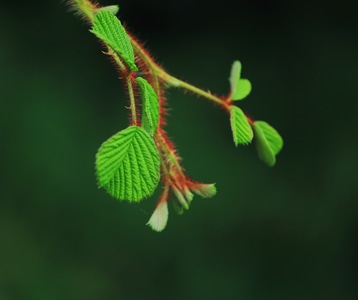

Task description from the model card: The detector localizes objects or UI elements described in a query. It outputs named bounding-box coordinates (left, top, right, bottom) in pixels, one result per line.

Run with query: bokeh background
left=1, top=0, right=358, bottom=299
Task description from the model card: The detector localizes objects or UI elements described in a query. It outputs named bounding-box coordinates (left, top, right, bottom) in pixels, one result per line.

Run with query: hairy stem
left=72, top=0, right=234, bottom=113
left=72, top=0, right=251, bottom=126
left=126, top=74, right=137, bottom=126
left=157, top=132, right=185, bottom=179
left=69, top=0, right=97, bottom=21
left=159, top=73, right=229, bottom=109
left=130, top=38, right=229, bottom=110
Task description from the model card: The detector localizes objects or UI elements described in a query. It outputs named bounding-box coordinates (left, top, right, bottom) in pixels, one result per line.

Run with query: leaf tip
left=229, top=60, right=242, bottom=95
left=96, top=5, right=120, bottom=15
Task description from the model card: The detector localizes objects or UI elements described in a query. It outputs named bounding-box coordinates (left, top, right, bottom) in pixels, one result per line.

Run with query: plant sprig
left=67, top=0, right=284, bottom=232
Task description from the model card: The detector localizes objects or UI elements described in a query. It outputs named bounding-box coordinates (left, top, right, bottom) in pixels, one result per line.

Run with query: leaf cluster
left=91, top=10, right=161, bottom=202
left=228, top=61, right=283, bottom=166
left=69, top=3, right=285, bottom=231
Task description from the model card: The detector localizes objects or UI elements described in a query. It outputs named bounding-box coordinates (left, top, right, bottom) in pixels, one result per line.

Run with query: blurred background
left=1, top=0, right=358, bottom=299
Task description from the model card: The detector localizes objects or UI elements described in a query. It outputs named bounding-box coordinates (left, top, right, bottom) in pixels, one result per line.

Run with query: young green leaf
left=253, top=121, right=283, bottom=166
left=229, top=60, right=252, bottom=100
left=230, top=61, right=242, bottom=93
left=233, top=79, right=252, bottom=100
left=136, top=77, right=159, bottom=136
left=229, top=105, right=253, bottom=146
left=95, top=126, right=160, bottom=202
left=90, top=10, right=138, bottom=71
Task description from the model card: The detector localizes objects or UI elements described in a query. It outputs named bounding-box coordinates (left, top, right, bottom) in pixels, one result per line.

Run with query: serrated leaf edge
left=95, top=126, right=160, bottom=202
left=229, top=106, right=253, bottom=146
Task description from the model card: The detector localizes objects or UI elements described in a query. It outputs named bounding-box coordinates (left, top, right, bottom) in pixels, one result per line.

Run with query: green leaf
left=136, top=77, right=159, bottom=136
left=229, top=106, right=253, bottom=146
left=229, top=60, right=252, bottom=100
left=253, top=121, right=283, bottom=166
left=229, top=61, right=242, bottom=93
left=233, top=79, right=252, bottom=100
left=90, top=10, right=138, bottom=71
left=95, top=126, right=160, bottom=202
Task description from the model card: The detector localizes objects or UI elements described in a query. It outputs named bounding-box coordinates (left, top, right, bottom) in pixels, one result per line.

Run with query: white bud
left=147, top=201, right=169, bottom=232
left=172, top=185, right=192, bottom=210
left=191, top=183, right=217, bottom=198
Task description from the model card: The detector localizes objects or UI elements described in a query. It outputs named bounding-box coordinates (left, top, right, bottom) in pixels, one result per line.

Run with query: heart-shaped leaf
left=253, top=121, right=283, bottom=166
left=229, top=105, right=253, bottom=146
left=95, top=126, right=160, bottom=202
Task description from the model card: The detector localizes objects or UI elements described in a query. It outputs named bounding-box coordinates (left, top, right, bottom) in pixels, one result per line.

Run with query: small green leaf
left=136, top=77, right=159, bottom=136
left=229, top=60, right=252, bottom=100
left=90, top=10, right=137, bottom=71
left=232, top=79, right=252, bottom=100
left=229, top=106, right=253, bottom=146
left=95, top=126, right=160, bottom=202
left=229, top=61, right=242, bottom=94
left=253, top=121, right=283, bottom=166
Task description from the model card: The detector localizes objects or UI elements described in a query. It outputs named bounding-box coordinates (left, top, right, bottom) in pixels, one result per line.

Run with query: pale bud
left=146, top=201, right=169, bottom=232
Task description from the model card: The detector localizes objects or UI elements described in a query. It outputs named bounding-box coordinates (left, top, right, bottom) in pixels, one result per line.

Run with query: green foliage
left=253, top=121, right=283, bottom=166
left=229, top=105, right=253, bottom=146
left=90, top=10, right=138, bottom=71
left=95, top=126, right=160, bottom=202
left=229, top=60, right=252, bottom=100
left=70, top=1, right=284, bottom=231
left=136, top=77, right=160, bottom=137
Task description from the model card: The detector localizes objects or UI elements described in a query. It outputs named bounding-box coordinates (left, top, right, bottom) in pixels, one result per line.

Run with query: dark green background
left=1, top=0, right=357, bottom=299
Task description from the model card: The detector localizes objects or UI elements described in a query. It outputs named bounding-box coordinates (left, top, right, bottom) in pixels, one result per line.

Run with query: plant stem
left=156, top=131, right=186, bottom=181
left=73, top=0, right=249, bottom=122
left=159, top=72, right=229, bottom=109
left=130, top=38, right=229, bottom=110
left=69, top=0, right=97, bottom=21
left=126, top=75, right=137, bottom=126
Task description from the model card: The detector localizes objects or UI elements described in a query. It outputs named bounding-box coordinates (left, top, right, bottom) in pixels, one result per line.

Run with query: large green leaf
left=229, top=106, right=253, bottom=146
left=136, top=77, right=159, bottom=136
left=90, top=10, right=138, bottom=71
left=253, top=121, right=283, bottom=166
left=95, top=126, right=160, bottom=202
left=229, top=60, right=252, bottom=100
